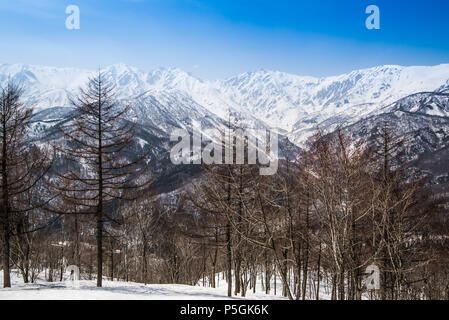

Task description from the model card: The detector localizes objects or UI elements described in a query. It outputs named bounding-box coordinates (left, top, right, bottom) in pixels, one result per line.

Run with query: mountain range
left=1, top=62, right=449, bottom=194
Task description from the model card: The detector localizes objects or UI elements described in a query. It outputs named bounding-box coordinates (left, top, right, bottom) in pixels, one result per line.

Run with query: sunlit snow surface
left=0, top=271, right=292, bottom=300
left=0, top=270, right=344, bottom=300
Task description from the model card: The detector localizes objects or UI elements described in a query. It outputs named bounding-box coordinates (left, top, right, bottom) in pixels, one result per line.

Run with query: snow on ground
left=200, top=272, right=333, bottom=300
left=0, top=270, right=288, bottom=300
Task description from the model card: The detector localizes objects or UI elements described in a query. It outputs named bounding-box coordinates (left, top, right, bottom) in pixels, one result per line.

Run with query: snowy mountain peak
left=103, top=63, right=142, bottom=76
left=145, top=66, right=204, bottom=90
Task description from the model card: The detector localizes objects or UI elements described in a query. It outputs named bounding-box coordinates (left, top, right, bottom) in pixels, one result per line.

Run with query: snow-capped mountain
left=2, top=62, right=449, bottom=143
left=2, top=62, right=449, bottom=193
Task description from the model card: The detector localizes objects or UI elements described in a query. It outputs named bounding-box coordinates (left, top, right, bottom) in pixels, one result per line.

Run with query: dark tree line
left=181, top=126, right=448, bottom=300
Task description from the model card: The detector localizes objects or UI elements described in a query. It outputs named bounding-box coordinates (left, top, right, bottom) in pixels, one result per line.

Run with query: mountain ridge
left=2, top=62, right=449, bottom=144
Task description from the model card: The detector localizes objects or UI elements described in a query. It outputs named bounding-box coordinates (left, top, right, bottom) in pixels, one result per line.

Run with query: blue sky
left=0, top=0, right=448, bottom=79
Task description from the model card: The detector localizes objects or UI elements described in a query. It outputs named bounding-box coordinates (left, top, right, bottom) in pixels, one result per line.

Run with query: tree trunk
left=226, top=222, right=232, bottom=297
left=1, top=218, right=10, bottom=288
left=1, top=127, right=11, bottom=288
left=96, top=210, right=103, bottom=287
left=316, top=242, right=322, bottom=300
left=110, top=245, right=114, bottom=281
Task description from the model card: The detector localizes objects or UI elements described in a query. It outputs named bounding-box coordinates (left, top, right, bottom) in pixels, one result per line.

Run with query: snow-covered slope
left=0, top=270, right=289, bottom=300
left=338, top=91, right=449, bottom=194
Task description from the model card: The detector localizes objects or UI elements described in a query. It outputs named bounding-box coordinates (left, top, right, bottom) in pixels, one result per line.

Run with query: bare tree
left=52, top=71, right=150, bottom=287
left=0, top=81, right=51, bottom=287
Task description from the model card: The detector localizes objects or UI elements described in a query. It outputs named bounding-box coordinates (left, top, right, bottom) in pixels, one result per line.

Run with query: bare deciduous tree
left=52, top=71, right=150, bottom=287
left=0, top=81, right=51, bottom=287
